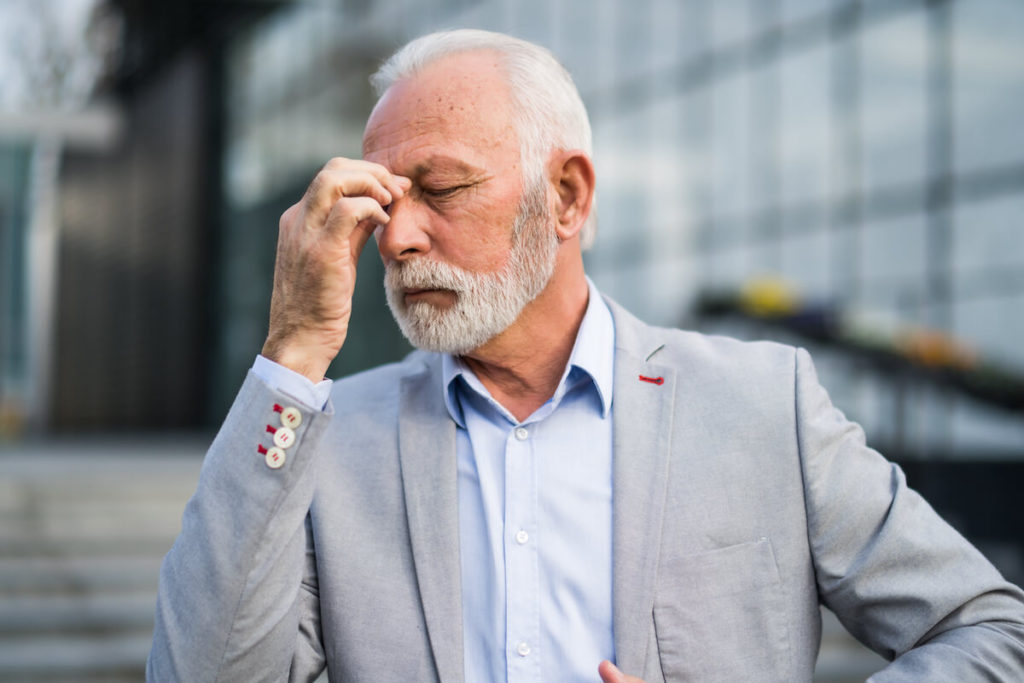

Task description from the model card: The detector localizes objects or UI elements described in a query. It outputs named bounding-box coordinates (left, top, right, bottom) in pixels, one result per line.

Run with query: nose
left=375, top=195, right=431, bottom=264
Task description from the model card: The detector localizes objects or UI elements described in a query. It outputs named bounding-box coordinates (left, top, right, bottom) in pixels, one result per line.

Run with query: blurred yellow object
left=739, top=277, right=801, bottom=317
left=896, top=329, right=978, bottom=370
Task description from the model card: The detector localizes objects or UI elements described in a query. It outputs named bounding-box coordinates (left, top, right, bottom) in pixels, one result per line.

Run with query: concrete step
left=0, top=592, right=155, bottom=635
left=0, top=634, right=151, bottom=681
left=0, top=443, right=200, bottom=564
left=0, top=556, right=163, bottom=597
left=0, top=518, right=182, bottom=558
left=0, top=439, right=202, bottom=680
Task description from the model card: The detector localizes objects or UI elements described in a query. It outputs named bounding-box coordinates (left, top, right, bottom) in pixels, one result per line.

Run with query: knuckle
left=314, top=168, right=337, bottom=187
left=279, top=203, right=299, bottom=229
left=307, top=171, right=344, bottom=204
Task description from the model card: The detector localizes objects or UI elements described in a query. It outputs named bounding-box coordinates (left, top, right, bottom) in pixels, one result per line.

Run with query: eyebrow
left=410, top=156, right=485, bottom=180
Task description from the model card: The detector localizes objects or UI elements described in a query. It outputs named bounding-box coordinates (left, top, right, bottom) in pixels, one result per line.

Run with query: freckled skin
left=363, top=54, right=524, bottom=277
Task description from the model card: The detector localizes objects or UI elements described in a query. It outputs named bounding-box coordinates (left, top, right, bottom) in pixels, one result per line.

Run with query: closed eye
left=423, top=184, right=468, bottom=198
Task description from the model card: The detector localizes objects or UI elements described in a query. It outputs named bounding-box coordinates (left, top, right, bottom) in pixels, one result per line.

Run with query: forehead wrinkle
left=363, top=53, right=521, bottom=178
left=412, top=156, right=485, bottom=178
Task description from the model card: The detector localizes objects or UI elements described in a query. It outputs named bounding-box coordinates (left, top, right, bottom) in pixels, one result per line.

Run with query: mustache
left=385, top=258, right=471, bottom=292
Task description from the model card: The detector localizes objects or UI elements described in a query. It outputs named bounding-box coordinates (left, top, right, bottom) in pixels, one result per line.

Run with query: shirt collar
left=442, top=277, right=615, bottom=428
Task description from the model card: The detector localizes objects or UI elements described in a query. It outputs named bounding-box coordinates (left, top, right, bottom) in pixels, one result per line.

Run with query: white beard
left=384, top=180, right=559, bottom=355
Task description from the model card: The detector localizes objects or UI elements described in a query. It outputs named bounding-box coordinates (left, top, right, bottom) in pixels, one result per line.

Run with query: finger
left=307, top=168, right=394, bottom=216
left=322, top=195, right=390, bottom=240
left=391, top=173, right=412, bottom=194
left=374, top=168, right=409, bottom=201
left=326, top=157, right=408, bottom=201
left=598, top=660, right=644, bottom=683
left=598, top=660, right=623, bottom=683
left=349, top=218, right=378, bottom=263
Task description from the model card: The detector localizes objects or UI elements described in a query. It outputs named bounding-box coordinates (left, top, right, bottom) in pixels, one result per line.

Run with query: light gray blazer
left=149, top=300, right=1024, bottom=682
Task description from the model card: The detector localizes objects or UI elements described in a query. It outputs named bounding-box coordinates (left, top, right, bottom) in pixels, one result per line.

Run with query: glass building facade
left=214, top=0, right=1024, bottom=459
left=0, top=143, right=33, bottom=433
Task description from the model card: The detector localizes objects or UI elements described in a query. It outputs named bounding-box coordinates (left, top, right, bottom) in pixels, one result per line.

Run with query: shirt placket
left=504, top=422, right=541, bottom=682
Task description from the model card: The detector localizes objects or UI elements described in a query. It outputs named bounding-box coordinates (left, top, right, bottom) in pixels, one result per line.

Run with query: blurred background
left=0, top=0, right=1021, bottom=680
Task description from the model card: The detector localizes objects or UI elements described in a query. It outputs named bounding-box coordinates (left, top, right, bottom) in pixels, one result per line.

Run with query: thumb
left=598, top=660, right=645, bottom=683
left=598, top=660, right=626, bottom=683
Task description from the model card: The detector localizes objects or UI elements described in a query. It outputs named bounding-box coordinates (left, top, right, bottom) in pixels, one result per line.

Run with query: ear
left=548, top=150, right=595, bottom=242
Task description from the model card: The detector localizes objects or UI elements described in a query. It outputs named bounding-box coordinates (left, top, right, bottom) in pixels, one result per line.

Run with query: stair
left=0, top=436, right=206, bottom=682
left=0, top=435, right=885, bottom=682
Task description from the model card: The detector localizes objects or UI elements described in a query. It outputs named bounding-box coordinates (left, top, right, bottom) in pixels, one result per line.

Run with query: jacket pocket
left=652, top=537, right=792, bottom=682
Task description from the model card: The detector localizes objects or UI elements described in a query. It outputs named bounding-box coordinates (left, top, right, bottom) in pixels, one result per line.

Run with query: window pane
left=779, top=228, right=830, bottom=296
left=954, top=293, right=1024, bottom=369
left=860, top=212, right=928, bottom=302
left=953, top=194, right=1024, bottom=274
left=711, top=72, right=752, bottom=221
left=779, top=43, right=831, bottom=209
left=781, top=0, right=832, bottom=26
left=861, top=10, right=928, bottom=193
left=953, top=0, right=1024, bottom=173
left=712, top=0, right=753, bottom=49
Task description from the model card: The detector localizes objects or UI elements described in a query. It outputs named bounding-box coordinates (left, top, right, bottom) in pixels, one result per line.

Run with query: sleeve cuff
left=252, top=355, right=333, bottom=411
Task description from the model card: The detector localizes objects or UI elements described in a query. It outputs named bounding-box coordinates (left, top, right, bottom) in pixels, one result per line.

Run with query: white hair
left=370, top=29, right=598, bottom=249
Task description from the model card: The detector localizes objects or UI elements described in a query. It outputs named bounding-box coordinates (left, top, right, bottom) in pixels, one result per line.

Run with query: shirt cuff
left=252, top=355, right=333, bottom=411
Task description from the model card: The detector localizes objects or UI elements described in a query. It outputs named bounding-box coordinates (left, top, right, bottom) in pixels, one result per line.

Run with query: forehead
left=362, top=52, right=519, bottom=172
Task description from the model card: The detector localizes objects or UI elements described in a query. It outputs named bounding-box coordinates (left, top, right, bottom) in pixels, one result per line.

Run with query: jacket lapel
left=399, top=359, right=464, bottom=683
left=608, top=302, right=676, bottom=675
left=395, top=301, right=674, bottom=680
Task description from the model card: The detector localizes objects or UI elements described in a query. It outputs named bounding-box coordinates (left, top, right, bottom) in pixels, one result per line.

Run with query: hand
left=598, top=660, right=646, bottom=683
left=262, top=157, right=410, bottom=382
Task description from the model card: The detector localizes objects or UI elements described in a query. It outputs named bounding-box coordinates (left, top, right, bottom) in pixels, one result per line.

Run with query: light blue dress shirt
left=253, top=279, right=616, bottom=682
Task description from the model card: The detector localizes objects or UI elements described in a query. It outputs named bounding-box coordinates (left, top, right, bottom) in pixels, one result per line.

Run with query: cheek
left=440, top=206, right=517, bottom=272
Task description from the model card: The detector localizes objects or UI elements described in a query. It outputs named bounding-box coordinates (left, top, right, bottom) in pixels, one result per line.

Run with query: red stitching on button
left=272, top=404, right=283, bottom=413
left=257, top=444, right=268, bottom=454
left=638, top=375, right=665, bottom=385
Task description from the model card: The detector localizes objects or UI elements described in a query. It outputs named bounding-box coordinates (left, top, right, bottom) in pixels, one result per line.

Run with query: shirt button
left=273, top=426, right=296, bottom=449
left=516, top=641, right=531, bottom=657
left=265, top=447, right=286, bottom=469
left=514, top=529, right=529, bottom=545
left=514, top=427, right=529, bottom=441
left=280, top=406, right=302, bottom=429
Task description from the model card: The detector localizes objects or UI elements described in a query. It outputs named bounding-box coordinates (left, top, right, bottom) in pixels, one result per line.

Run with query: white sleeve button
left=265, top=447, right=286, bottom=469
left=280, top=406, right=303, bottom=429
left=273, top=426, right=296, bottom=449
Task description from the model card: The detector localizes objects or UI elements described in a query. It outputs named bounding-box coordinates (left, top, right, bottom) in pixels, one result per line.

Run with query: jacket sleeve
left=794, top=348, right=1024, bottom=680
left=148, top=371, right=329, bottom=682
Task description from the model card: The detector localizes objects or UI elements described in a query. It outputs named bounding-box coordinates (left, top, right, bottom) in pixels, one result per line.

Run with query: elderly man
left=149, top=29, right=1024, bottom=682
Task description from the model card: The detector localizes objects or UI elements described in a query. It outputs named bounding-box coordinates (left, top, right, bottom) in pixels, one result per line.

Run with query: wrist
left=261, top=338, right=333, bottom=383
